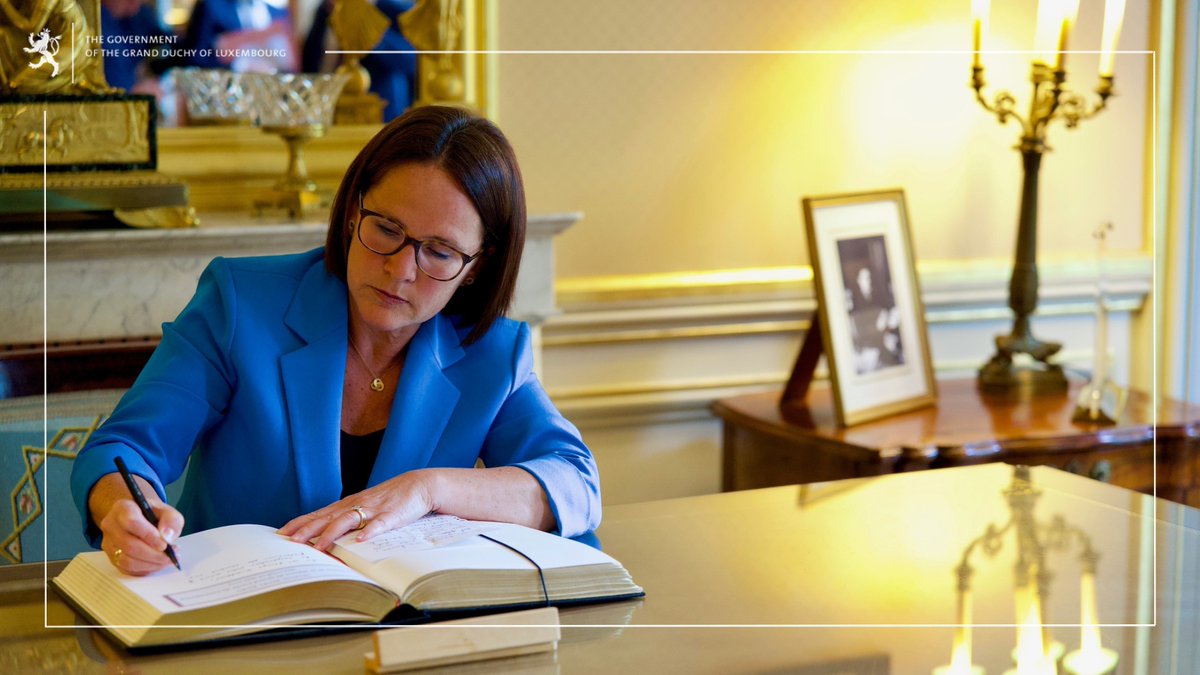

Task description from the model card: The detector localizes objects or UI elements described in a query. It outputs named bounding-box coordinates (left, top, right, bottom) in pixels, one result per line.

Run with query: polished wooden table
left=714, top=379, right=1200, bottom=507
left=2, top=464, right=1197, bottom=673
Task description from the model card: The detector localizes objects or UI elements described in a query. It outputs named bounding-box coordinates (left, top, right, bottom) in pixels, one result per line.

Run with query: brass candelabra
left=972, top=61, right=1115, bottom=393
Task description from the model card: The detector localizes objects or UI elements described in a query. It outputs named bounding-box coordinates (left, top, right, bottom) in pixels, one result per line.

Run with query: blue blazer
left=71, top=250, right=601, bottom=545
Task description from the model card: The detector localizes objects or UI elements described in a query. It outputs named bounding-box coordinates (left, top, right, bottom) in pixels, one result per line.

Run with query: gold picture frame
left=800, top=189, right=936, bottom=426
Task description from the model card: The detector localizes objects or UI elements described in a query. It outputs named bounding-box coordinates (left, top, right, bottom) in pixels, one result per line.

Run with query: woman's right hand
left=88, top=472, right=185, bottom=576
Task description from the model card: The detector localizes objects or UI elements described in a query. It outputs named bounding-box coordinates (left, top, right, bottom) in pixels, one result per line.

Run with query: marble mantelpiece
left=1, top=213, right=579, bottom=352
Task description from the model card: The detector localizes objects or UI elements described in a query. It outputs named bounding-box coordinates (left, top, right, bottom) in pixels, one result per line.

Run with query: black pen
left=113, top=456, right=181, bottom=571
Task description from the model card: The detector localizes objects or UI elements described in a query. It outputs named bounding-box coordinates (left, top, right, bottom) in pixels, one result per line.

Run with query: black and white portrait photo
left=837, top=235, right=905, bottom=375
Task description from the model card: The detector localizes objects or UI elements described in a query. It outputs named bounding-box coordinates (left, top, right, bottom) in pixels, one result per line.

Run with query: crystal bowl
left=174, top=68, right=264, bottom=124
left=253, top=73, right=350, bottom=129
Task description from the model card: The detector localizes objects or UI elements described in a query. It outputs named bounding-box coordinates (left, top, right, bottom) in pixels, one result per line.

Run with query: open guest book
left=52, top=516, right=644, bottom=650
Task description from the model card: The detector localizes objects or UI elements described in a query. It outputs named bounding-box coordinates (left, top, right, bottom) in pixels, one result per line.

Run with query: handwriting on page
left=339, top=515, right=496, bottom=563
left=162, top=550, right=362, bottom=608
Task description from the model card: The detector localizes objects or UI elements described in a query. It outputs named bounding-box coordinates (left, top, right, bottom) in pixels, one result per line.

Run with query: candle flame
left=1080, top=571, right=1102, bottom=653
left=1014, top=584, right=1056, bottom=674
left=1099, top=0, right=1127, bottom=76
left=1032, top=0, right=1059, bottom=64
left=1063, top=0, right=1081, bottom=26
left=941, top=586, right=977, bottom=675
left=1054, top=0, right=1080, bottom=70
left=949, top=637, right=973, bottom=672
left=971, top=0, right=990, bottom=67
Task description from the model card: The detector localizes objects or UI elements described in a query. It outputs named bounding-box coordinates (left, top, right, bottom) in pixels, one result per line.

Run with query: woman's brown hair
left=325, top=106, right=526, bottom=346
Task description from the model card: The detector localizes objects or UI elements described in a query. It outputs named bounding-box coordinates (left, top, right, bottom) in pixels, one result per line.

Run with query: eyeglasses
left=356, top=194, right=483, bottom=282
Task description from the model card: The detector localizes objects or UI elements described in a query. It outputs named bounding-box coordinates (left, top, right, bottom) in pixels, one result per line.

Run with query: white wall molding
left=548, top=255, right=1151, bottom=348
left=544, top=255, right=1151, bottom=505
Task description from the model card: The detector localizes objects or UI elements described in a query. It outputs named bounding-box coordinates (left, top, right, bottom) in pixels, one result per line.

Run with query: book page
left=89, top=523, right=375, bottom=615
left=333, top=521, right=622, bottom=597
left=333, top=515, right=497, bottom=563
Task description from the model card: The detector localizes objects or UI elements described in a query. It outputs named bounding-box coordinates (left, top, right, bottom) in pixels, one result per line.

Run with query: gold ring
left=113, top=548, right=123, bottom=563
left=351, top=506, right=366, bottom=531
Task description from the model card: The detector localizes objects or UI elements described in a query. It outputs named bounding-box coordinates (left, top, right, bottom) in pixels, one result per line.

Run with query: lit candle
left=1080, top=570, right=1101, bottom=652
left=959, top=587, right=974, bottom=668
left=932, top=639, right=985, bottom=675
left=1054, top=0, right=1081, bottom=71
left=933, top=587, right=986, bottom=675
left=972, top=0, right=991, bottom=68
left=1005, top=582, right=1055, bottom=675
left=1032, top=0, right=1058, bottom=65
left=1099, top=0, right=1127, bottom=77
left=1062, top=568, right=1120, bottom=675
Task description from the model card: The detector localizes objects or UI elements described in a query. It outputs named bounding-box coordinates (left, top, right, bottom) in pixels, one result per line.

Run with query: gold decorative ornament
left=0, top=170, right=193, bottom=227
left=0, top=0, right=195, bottom=229
left=0, top=97, right=153, bottom=170
left=0, top=0, right=112, bottom=95
left=400, top=0, right=466, bottom=105
left=330, top=0, right=389, bottom=124
left=114, top=205, right=199, bottom=229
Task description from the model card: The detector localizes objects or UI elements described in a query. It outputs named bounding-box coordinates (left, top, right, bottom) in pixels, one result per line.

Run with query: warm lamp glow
left=1098, top=0, right=1127, bottom=76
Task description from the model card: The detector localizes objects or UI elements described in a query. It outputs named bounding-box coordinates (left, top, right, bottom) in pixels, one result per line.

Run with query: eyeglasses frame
left=355, top=193, right=484, bottom=282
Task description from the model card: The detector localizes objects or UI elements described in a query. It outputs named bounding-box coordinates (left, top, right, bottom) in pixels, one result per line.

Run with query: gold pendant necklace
left=349, top=340, right=387, bottom=392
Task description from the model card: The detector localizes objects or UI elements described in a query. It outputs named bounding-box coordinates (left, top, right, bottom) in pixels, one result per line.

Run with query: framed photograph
left=801, top=190, right=935, bottom=426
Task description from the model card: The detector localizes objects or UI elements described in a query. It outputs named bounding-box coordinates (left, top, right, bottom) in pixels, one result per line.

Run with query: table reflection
left=934, top=466, right=1118, bottom=675
left=597, top=463, right=1193, bottom=673
left=3, top=463, right=1195, bottom=673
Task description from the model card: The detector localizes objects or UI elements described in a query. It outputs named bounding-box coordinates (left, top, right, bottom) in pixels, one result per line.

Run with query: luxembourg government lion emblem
left=25, top=27, right=63, bottom=77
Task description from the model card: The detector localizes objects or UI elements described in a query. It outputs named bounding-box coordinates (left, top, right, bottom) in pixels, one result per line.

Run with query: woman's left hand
left=277, top=470, right=436, bottom=551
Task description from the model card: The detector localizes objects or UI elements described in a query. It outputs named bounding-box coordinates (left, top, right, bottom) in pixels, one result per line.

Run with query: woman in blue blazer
left=71, top=106, right=601, bottom=575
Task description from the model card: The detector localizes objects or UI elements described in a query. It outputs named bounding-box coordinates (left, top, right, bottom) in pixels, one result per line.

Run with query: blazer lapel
left=371, top=314, right=465, bottom=483
left=281, top=261, right=348, bottom=513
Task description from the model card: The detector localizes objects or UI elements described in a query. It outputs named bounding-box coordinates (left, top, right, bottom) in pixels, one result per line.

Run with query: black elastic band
left=480, top=534, right=551, bottom=607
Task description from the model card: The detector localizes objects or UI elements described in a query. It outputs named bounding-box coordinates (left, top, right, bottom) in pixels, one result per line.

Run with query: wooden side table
left=713, top=379, right=1200, bottom=508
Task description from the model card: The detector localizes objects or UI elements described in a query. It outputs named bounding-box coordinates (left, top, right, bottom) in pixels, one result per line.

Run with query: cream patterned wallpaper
left=494, top=0, right=1150, bottom=279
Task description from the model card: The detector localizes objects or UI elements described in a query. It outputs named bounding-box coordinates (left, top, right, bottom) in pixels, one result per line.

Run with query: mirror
left=100, top=0, right=419, bottom=126
left=147, top=0, right=489, bottom=215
